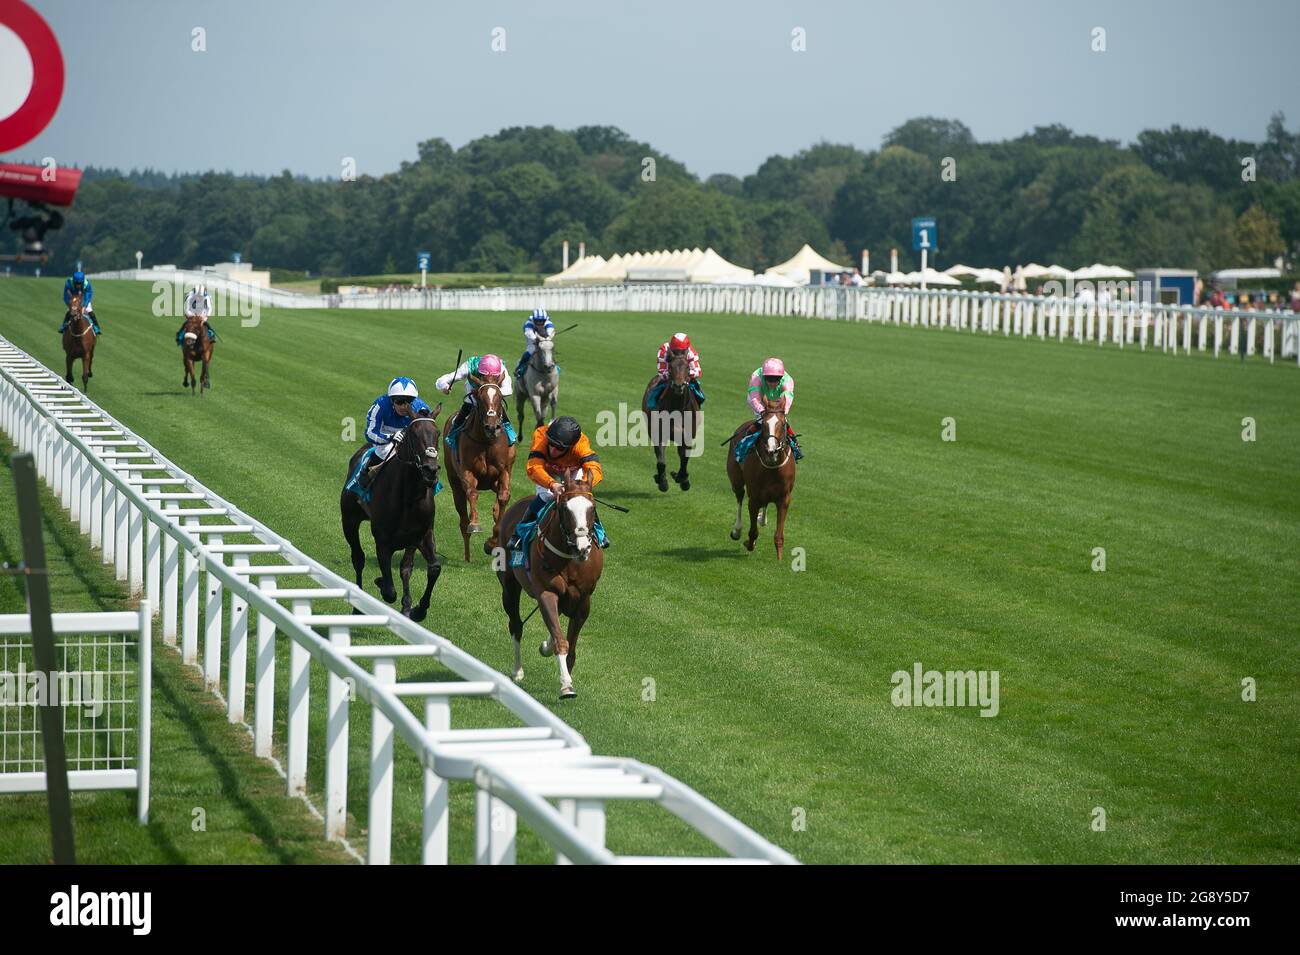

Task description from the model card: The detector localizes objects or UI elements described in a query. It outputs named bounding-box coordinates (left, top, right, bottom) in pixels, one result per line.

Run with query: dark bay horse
left=726, top=401, right=796, bottom=559
left=445, top=380, right=516, bottom=561
left=180, top=314, right=213, bottom=396
left=63, top=293, right=95, bottom=390
left=341, top=406, right=443, bottom=620
left=641, top=354, right=700, bottom=492
left=497, top=477, right=604, bottom=699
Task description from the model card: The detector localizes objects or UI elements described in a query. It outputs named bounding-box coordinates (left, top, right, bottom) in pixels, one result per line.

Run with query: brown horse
left=340, top=406, right=443, bottom=620
left=641, top=354, right=701, bottom=492
left=445, top=380, right=517, bottom=561
left=497, top=477, right=604, bottom=698
left=62, top=293, right=95, bottom=389
left=180, top=314, right=213, bottom=396
left=726, top=400, right=796, bottom=559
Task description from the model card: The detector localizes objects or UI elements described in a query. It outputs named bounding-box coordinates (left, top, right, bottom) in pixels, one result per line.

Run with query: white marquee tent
left=545, top=247, right=754, bottom=285
left=764, top=244, right=850, bottom=285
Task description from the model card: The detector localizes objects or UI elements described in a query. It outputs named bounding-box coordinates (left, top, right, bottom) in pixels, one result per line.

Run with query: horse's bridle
left=539, top=488, right=593, bottom=563
left=469, top=380, right=505, bottom=441
left=68, top=301, right=92, bottom=338
left=529, top=340, right=555, bottom=372
left=755, top=411, right=791, bottom=469
left=393, top=417, right=441, bottom=487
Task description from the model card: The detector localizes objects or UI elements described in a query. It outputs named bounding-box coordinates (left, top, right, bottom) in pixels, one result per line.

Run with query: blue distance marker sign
left=912, top=217, right=937, bottom=253
left=417, top=251, right=432, bottom=271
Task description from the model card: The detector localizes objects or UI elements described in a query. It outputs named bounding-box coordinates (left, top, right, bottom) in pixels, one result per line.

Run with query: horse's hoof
left=375, top=579, right=397, bottom=602
left=680, top=480, right=690, bottom=491
left=407, top=605, right=428, bottom=622
left=730, top=528, right=741, bottom=541
left=655, top=476, right=668, bottom=492
left=559, top=685, right=576, bottom=700
left=539, top=639, right=553, bottom=658
left=468, top=523, right=481, bottom=534
left=512, top=669, right=524, bottom=683
left=744, top=539, right=755, bottom=552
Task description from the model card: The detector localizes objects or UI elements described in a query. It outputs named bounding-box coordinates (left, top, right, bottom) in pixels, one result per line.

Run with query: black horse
left=641, top=354, right=702, bottom=492
left=340, top=407, right=443, bottom=621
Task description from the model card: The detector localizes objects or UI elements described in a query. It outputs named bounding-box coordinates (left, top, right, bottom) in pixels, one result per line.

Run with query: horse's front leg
left=564, top=594, right=590, bottom=678
left=373, top=541, right=398, bottom=603
left=488, top=471, right=511, bottom=551
left=652, top=440, right=668, bottom=491
left=671, top=441, right=691, bottom=490
left=531, top=392, right=545, bottom=429
left=773, top=492, right=791, bottom=561
left=535, top=590, right=574, bottom=698
left=66, top=352, right=74, bottom=384
left=745, top=495, right=761, bottom=552
left=464, top=472, right=481, bottom=535
left=409, top=529, right=441, bottom=622
left=398, top=547, right=416, bottom=614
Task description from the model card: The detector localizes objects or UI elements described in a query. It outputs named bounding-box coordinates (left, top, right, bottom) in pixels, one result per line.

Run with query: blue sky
left=9, top=0, right=1300, bottom=178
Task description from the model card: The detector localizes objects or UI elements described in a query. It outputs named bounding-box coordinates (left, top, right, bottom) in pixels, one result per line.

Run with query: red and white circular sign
left=0, top=0, right=64, bottom=152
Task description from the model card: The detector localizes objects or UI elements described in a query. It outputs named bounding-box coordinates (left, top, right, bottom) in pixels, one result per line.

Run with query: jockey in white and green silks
left=436, top=354, right=517, bottom=448
left=744, top=357, right=801, bottom=459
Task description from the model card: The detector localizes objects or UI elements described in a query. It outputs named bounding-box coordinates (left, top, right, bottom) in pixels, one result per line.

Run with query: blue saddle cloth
left=345, top=447, right=442, bottom=503
left=646, top=379, right=705, bottom=410
left=734, top=431, right=803, bottom=464
left=509, top=500, right=554, bottom=569
left=446, top=416, right=517, bottom=452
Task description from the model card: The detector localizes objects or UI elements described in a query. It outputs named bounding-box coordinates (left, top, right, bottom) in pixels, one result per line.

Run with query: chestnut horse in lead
left=726, top=399, right=796, bottom=558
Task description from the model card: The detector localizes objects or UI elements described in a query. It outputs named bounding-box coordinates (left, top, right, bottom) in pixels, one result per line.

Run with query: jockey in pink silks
left=743, top=357, right=802, bottom=460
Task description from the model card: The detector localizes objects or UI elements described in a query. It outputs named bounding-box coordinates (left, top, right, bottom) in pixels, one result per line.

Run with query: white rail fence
left=0, top=335, right=797, bottom=865
left=89, top=272, right=1299, bottom=365
left=0, top=606, right=151, bottom=823
left=347, top=284, right=1300, bottom=363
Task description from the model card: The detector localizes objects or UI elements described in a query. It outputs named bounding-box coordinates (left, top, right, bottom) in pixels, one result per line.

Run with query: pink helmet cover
left=761, top=357, right=785, bottom=376
left=479, top=354, right=503, bottom=376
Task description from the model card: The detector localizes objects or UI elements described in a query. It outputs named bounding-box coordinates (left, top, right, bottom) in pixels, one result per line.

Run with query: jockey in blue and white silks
left=59, top=271, right=101, bottom=334
left=176, top=284, right=217, bottom=345
left=351, top=377, right=431, bottom=492
left=515, top=308, right=555, bottom=379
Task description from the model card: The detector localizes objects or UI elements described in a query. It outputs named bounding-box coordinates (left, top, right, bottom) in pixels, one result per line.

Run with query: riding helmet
left=388, top=377, right=419, bottom=399
left=546, top=415, right=581, bottom=449
left=72, top=271, right=85, bottom=286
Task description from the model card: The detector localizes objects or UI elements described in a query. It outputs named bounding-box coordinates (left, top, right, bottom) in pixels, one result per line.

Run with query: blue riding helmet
left=529, top=308, right=549, bottom=324
left=72, top=271, right=85, bottom=286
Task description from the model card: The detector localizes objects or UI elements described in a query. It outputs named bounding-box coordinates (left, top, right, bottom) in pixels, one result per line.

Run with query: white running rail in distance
left=0, top=335, right=797, bottom=865
left=91, top=271, right=1300, bottom=365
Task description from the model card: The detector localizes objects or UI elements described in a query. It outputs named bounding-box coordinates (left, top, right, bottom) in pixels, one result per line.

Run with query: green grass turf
left=0, top=434, right=354, bottom=864
left=0, top=277, right=1296, bottom=863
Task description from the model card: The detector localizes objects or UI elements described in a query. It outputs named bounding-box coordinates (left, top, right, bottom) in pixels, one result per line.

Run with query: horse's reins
left=756, top=412, right=791, bottom=469
left=467, top=380, right=505, bottom=442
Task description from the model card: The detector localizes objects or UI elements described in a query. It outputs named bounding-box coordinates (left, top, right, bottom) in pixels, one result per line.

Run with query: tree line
left=25, top=115, right=1300, bottom=278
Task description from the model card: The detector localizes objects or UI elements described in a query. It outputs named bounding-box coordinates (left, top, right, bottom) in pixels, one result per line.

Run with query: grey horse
left=516, top=337, right=559, bottom=428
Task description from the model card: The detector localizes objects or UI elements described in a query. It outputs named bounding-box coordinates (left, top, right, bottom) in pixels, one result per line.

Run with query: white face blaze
left=481, top=383, right=500, bottom=421
left=565, top=496, right=594, bottom=556
left=764, top=413, right=780, bottom=454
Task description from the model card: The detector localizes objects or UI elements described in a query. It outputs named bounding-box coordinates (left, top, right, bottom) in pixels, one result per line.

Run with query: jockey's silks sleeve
left=526, top=426, right=603, bottom=489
